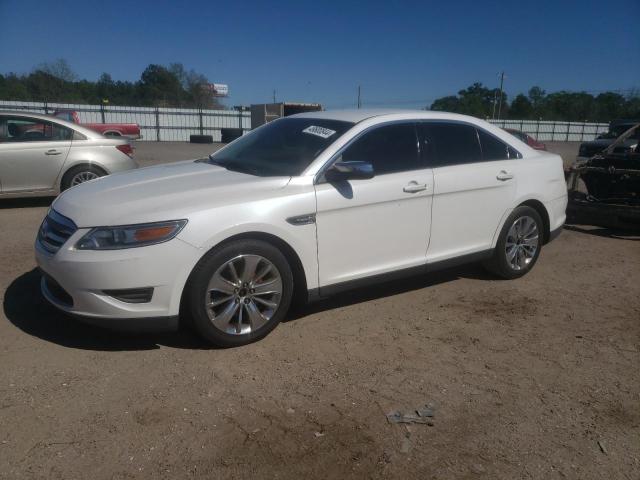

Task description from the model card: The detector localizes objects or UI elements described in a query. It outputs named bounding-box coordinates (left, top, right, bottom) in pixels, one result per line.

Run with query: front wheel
left=483, top=206, right=543, bottom=279
left=185, top=239, right=294, bottom=347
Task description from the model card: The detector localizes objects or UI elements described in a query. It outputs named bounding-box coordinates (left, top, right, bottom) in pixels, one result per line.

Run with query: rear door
left=0, top=115, right=72, bottom=193
left=419, top=122, right=519, bottom=263
left=315, top=122, right=434, bottom=288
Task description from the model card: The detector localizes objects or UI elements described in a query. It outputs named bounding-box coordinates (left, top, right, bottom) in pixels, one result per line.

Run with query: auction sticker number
left=302, top=125, right=336, bottom=139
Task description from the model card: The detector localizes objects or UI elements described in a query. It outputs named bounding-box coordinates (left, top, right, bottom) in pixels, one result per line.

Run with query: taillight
left=116, top=144, right=134, bottom=158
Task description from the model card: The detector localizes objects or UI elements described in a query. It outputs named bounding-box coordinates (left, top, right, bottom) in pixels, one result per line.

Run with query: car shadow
left=4, top=265, right=492, bottom=351
left=0, top=197, right=55, bottom=209
left=564, top=224, right=640, bottom=241
left=287, top=264, right=489, bottom=320
left=3, top=269, right=211, bottom=351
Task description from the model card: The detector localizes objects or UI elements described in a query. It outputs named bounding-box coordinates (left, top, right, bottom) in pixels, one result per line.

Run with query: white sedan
left=35, top=110, right=567, bottom=346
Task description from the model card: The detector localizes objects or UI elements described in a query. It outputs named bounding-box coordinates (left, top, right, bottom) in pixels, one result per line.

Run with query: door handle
left=45, top=149, right=61, bottom=155
left=496, top=170, right=514, bottom=181
left=403, top=182, right=428, bottom=193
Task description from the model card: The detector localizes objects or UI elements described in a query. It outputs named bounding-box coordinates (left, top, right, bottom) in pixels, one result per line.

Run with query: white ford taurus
left=35, top=110, right=567, bottom=346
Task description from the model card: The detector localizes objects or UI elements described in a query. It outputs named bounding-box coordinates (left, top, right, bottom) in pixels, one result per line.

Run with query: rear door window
left=477, top=128, right=513, bottom=160
left=419, top=122, right=481, bottom=167
left=4, top=116, right=73, bottom=143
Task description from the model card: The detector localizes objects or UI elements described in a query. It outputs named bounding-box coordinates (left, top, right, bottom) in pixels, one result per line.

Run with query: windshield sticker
left=302, top=125, right=336, bottom=139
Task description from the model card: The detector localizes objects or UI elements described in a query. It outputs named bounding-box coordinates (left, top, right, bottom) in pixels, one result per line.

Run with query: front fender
left=177, top=193, right=319, bottom=291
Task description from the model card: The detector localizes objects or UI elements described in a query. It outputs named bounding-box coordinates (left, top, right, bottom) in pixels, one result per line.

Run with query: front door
left=315, top=122, right=434, bottom=289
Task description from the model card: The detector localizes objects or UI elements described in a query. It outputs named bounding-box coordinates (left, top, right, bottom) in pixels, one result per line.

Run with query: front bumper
left=35, top=232, right=202, bottom=330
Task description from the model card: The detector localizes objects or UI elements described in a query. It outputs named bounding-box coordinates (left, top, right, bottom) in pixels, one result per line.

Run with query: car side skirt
left=308, top=249, right=493, bottom=302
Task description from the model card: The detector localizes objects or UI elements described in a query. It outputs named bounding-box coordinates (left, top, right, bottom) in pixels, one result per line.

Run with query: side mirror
left=325, top=160, right=375, bottom=182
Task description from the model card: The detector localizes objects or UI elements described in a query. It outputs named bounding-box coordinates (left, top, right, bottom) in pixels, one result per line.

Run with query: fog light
left=103, top=287, right=154, bottom=303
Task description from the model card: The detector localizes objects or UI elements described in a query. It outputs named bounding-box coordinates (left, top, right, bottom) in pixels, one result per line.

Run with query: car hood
left=53, top=160, right=291, bottom=227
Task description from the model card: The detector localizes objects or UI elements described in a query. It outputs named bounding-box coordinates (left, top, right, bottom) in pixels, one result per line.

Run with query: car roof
left=290, top=108, right=492, bottom=125
left=0, top=110, right=104, bottom=139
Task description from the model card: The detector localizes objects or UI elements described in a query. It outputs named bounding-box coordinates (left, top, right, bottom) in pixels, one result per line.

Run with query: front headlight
left=75, top=220, right=187, bottom=250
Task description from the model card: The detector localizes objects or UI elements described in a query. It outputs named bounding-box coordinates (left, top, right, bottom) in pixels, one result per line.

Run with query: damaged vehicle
left=567, top=123, right=640, bottom=230
left=577, top=119, right=640, bottom=162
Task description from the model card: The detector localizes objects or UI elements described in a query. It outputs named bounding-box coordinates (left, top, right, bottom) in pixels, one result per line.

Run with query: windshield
left=208, top=117, right=354, bottom=176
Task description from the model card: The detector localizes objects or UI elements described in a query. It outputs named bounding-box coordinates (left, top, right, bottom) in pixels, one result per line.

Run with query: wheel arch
left=59, top=162, right=109, bottom=190
left=102, top=130, right=123, bottom=137
left=518, top=199, right=551, bottom=243
left=179, top=231, right=310, bottom=319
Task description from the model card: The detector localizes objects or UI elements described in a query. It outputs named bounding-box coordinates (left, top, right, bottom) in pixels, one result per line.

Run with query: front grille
left=38, top=209, right=77, bottom=254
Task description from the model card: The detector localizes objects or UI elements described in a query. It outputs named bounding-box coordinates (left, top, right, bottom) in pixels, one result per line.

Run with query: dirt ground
left=1, top=142, right=639, bottom=479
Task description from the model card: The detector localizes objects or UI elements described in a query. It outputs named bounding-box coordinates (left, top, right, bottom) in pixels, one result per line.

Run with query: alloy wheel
left=70, top=171, right=99, bottom=186
left=205, top=254, right=283, bottom=335
left=505, top=215, right=539, bottom=270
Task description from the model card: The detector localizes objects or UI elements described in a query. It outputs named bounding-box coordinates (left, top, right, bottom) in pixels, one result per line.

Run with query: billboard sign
left=204, top=83, right=229, bottom=97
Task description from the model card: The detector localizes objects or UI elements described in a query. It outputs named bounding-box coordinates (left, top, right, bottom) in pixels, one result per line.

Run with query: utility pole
left=357, top=85, right=361, bottom=109
left=272, top=89, right=276, bottom=104
left=497, top=71, right=505, bottom=120
left=491, top=90, right=497, bottom=119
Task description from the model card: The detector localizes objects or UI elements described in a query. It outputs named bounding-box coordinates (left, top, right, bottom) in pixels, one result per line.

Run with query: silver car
left=0, top=111, right=138, bottom=198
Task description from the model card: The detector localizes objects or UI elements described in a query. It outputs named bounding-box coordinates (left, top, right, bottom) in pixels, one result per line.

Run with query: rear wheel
left=483, top=206, right=543, bottom=279
left=61, top=165, right=106, bottom=191
left=185, top=239, right=293, bottom=347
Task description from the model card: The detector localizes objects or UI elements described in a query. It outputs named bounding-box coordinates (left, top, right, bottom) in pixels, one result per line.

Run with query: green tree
left=430, top=95, right=460, bottom=112
left=139, top=64, right=183, bottom=106
left=528, top=86, right=546, bottom=118
left=544, top=91, right=594, bottom=121
left=623, top=91, right=640, bottom=119
left=430, top=83, right=506, bottom=118
left=509, top=94, right=533, bottom=119
left=36, top=58, right=77, bottom=82
left=592, top=92, right=626, bottom=122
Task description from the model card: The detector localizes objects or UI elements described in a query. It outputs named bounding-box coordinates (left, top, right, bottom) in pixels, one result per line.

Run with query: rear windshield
left=208, top=117, right=354, bottom=176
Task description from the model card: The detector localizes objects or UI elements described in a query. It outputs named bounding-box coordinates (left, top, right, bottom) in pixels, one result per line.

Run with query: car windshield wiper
left=222, top=163, right=262, bottom=176
left=206, top=155, right=261, bottom=175
left=207, top=154, right=227, bottom=167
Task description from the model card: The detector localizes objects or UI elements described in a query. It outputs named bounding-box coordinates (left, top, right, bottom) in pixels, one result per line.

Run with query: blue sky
left=1, top=0, right=638, bottom=108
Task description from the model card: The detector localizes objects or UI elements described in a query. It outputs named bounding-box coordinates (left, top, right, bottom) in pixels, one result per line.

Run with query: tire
left=185, top=239, right=294, bottom=347
left=483, top=206, right=544, bottom=279
left=190, top=134, right=213, bottom=144
left=221, top=128, right=243, bottom=143
left=60, top=165, right=106, bottom=191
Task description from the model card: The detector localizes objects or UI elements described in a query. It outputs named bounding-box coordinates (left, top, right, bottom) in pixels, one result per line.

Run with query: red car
left=54, top=110, right=141, bottom=139
left=504, top=128, right=546, bottom=150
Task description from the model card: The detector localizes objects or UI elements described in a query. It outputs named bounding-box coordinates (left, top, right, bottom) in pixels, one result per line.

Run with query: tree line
left=2, top=61, right=638, bottom=122
left=0, top=59, right=224, bottom=109
left=429, top=83, right=640, bottom=123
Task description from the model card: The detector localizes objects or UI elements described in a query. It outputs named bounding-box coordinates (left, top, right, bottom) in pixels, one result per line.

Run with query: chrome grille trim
left=37, top=210, right=78, bottom=254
